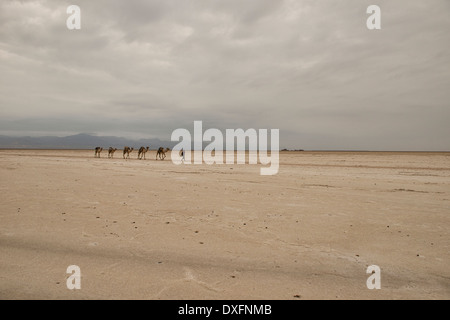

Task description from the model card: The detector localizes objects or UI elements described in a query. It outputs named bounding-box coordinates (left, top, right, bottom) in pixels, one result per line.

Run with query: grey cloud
left=0, top=0, right=449, bottom=150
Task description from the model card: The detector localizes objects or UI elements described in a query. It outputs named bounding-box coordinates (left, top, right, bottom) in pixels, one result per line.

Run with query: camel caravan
left=93, top=146, right=170, bottom=161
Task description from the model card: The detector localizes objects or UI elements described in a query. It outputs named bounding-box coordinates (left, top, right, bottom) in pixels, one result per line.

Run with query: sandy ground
left=0, top=149, right=449, bottom=300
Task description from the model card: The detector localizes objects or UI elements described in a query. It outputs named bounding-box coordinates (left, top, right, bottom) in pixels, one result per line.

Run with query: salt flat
left=0, top=149, right=449, bottom=299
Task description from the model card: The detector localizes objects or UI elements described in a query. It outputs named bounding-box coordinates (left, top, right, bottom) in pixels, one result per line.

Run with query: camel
left=123, top=146, right=134, bottom=159
left=156, top=147, right=170, bottom=160
left=138, top=146, right=150, bottom=160
left=94, top=147, right=103, bottom=158
left=108, top=147, right=117, bottom=158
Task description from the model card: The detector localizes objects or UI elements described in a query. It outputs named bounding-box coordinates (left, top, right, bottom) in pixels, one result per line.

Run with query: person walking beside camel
left=180, top=148, right=185, bottom=163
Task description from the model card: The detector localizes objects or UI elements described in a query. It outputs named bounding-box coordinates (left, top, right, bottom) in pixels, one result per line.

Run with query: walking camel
left=138, top=146, right=150, bottom=160
left=123, top=146, right=134, bottom=159
left=94, top=147, right=103, bottom=158
left=108, top=147, right=117, bottom=158
left=156, top=147, right=170, bottom=160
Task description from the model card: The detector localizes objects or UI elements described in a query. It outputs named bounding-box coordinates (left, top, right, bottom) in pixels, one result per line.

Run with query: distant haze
left=0, top=133, right=173, bottom=150
left=1, top=0, right=449, bottom=151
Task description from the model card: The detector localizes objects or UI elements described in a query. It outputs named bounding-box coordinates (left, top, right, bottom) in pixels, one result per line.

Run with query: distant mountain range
left=0, top=134, right=176, bottom=150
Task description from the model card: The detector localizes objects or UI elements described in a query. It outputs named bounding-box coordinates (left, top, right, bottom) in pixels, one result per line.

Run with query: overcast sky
left=0, top=0, right=449, bottom=150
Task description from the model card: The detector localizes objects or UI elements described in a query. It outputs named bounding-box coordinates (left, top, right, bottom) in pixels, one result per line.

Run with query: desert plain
left=0, top=149, right=449, bottom=299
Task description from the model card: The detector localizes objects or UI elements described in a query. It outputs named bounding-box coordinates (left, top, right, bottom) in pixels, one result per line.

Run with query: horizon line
left=0, top=148, right=449, bottom=153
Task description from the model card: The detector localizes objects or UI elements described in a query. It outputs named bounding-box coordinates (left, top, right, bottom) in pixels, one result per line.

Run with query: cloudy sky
left=0, top=0, right=449, bottom=150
